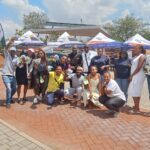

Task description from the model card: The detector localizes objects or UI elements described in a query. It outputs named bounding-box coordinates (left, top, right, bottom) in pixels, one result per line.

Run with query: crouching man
left=47, top=66, right=64, bottom=107
left=65, top=66, right=84, bottom=106
left=99, top=71, right=126, bottom=117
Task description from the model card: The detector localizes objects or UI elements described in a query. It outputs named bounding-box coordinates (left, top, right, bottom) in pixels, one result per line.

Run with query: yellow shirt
left=47, top=72, right=64, bottom=92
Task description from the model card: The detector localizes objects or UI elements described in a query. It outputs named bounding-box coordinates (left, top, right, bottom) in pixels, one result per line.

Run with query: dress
left=128, top=54, right=145, bottom=97
left=83, top=78, right=101, bottom=107
left=16, top=64, right=28, bottom=85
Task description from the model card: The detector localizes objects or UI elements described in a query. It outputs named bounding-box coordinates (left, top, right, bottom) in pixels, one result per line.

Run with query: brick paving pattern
left=0, top=122, right=49, bottom=150
left=0, top=77, right=150, bottom=150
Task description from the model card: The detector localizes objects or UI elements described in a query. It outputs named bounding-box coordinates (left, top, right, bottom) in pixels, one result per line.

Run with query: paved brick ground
left=0, top=78, right=150, bottom=150
left=0, top=120, right=51, bottom=150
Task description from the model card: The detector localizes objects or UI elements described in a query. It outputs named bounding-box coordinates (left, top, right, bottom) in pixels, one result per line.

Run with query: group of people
left=1, top=37, right=150, bottom=117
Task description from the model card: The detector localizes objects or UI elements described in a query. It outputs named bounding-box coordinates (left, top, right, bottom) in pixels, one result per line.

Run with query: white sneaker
left=36, top=95, right=42, bottom=101
left=33, top=98, right=38, bottom=104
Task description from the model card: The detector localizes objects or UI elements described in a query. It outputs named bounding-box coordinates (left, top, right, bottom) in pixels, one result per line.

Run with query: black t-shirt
left=68, top=52, right=82, bottom=66
left=115, top=58, right=131, bottom=79
left=90, top=55, right=110, bottom=75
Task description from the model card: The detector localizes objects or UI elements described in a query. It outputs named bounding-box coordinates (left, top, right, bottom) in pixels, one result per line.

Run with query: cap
left=28, top=48, right=35, bottom=53
left=10, top=47, right=17, bottom=52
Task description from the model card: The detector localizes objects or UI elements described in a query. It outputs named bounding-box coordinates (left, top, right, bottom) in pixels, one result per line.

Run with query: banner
left=0, top=23, right=6, bottom=49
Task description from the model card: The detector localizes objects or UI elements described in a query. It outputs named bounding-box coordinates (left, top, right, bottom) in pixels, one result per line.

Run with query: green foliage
left=15, top=29, right=24, bottom=37
left=103, top=15, right=150, bottom=41
left=23, top=12, right=49, bottom=30
left=50, top=32, right=59, bottom=41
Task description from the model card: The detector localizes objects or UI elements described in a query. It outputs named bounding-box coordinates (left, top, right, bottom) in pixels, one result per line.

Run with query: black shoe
left=11, top=100, right=15, bottom=104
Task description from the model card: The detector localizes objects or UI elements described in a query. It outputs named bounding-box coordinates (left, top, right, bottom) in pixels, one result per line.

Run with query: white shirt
left=82, top=50, right=97, bottom=72
left=106, top=79, right=126, bottom=101
left=2, top=50, right=18, bottom=76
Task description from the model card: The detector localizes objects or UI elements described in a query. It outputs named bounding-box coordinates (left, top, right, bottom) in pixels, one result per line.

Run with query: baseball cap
left=10, top=47, right=17, bottom=52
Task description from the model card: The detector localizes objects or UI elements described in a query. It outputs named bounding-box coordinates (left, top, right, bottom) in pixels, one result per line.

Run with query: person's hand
left=89, top=94, right=93, bottom=99
left=100, top=66, right=105, bottom=70
left=21, top=57, right=26, bottom=63
left=9, top=37, right=16, bottom=44
left=129, top=75, right=133, bottom=82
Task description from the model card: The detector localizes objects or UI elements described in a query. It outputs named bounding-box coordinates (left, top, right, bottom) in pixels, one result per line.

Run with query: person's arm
left=98, top=74, right=102, bottom=95
left=129, top=55, right=145, bottom=81
left=113, top=60, right=117, bottom=79
left=90, top=57, right=95, bottom=66
left=87, top=75, right=93, bottom=98
left=5, top=37, right=15, bottom=52
left=104, top=87, right=112, bottom=95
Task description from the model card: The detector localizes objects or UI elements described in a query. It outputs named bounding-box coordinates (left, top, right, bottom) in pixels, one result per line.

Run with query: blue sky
left=0, top=0, right=149, bottom=37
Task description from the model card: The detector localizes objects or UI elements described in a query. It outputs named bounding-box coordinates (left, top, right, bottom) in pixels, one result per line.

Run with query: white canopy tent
left=124, top=34, right=150, bottom=49
left=87, top=32, right=123, bottom=49
left=47, top=32, right=85, bottom=49
left=14, top=31, right=45, bottom=47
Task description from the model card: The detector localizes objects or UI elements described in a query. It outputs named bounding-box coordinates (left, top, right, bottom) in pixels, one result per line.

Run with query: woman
left=83, top=66, right=101, bottom=107
left=32, top=49, right=49, bottom=104
left=128, top=45, right=145, bottom=113
left=16, top=50, right=28, bottom=104
left=27, top=48, right=35, bottom=89
left=114, top=51, right=131, bottom=99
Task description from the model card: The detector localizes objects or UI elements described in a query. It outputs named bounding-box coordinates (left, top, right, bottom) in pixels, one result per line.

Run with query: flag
left=0, top=23, right=6, bottom=49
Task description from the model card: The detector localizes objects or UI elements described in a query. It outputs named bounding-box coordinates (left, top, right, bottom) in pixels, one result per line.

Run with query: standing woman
left=114, top=51, right=131, bottom=99
left=83, top=66, right=101, bottom=107
left=15, top=50, right=28, bottom=104
left=128, top=45, right=145, bottom=113
left=32, top=49, right=48, bottom=104
left=27, top=48, right=35, bottom=89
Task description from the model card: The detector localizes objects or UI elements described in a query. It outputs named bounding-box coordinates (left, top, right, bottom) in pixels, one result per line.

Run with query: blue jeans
left=2, top=75, right=17, bottom=105
left=146, top=75, right=150, bottom=99
left=115, top=78, right=129, bottom=100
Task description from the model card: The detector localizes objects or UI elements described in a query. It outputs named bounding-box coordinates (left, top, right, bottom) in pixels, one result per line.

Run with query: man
left=99, top=71, right=126, bottom=117
left=90, top=48, right=110, bottom=78
left=2, top=38, right=18, bottom=108
left=82, top=45, right=97, bottom=74
left=68, top=45, right=82, bottom=69
left=47, top=66, right=64, bottom=107
left=65, top=66, right=84, bottom=106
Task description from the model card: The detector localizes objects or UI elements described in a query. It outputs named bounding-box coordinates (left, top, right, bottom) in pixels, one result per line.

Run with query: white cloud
left=0, top=19, right=22, bottom=38
left=0, top=0, right=43, bottom=21
left=122, top=9, right=130, bottom=18
left=0, top=0, right=43, bottom=37
left=42, top=0, right=119, bottom=24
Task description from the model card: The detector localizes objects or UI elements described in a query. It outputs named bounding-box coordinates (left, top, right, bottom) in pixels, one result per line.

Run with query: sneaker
left=146, top=112, right=150, bottom=117
left=36, top=95, right=42, bottom=101
left=113, top=112, right=120, bottom=118
left=129, top=109, right=140, bottom=114
left=33, top=98, right=38, bottom=104
left=17, top=99, right=21, bottom=104
left=60, top=99, right=65, bottom=104
left=6, top=104, right=11, bottom=109
left=105, top=110, right=115, bottom=114
left=47, top=105, right=52, bottom=110
left=11, top=100, right=15, bottom=104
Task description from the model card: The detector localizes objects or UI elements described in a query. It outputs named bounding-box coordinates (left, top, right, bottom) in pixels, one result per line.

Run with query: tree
left=23, top=12, right=49, bottom=30
left=103, top=15, right=145, bottom=41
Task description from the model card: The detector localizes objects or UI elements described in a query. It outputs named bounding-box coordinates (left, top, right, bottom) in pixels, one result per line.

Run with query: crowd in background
left=1, top=37, right=150, bottom=117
